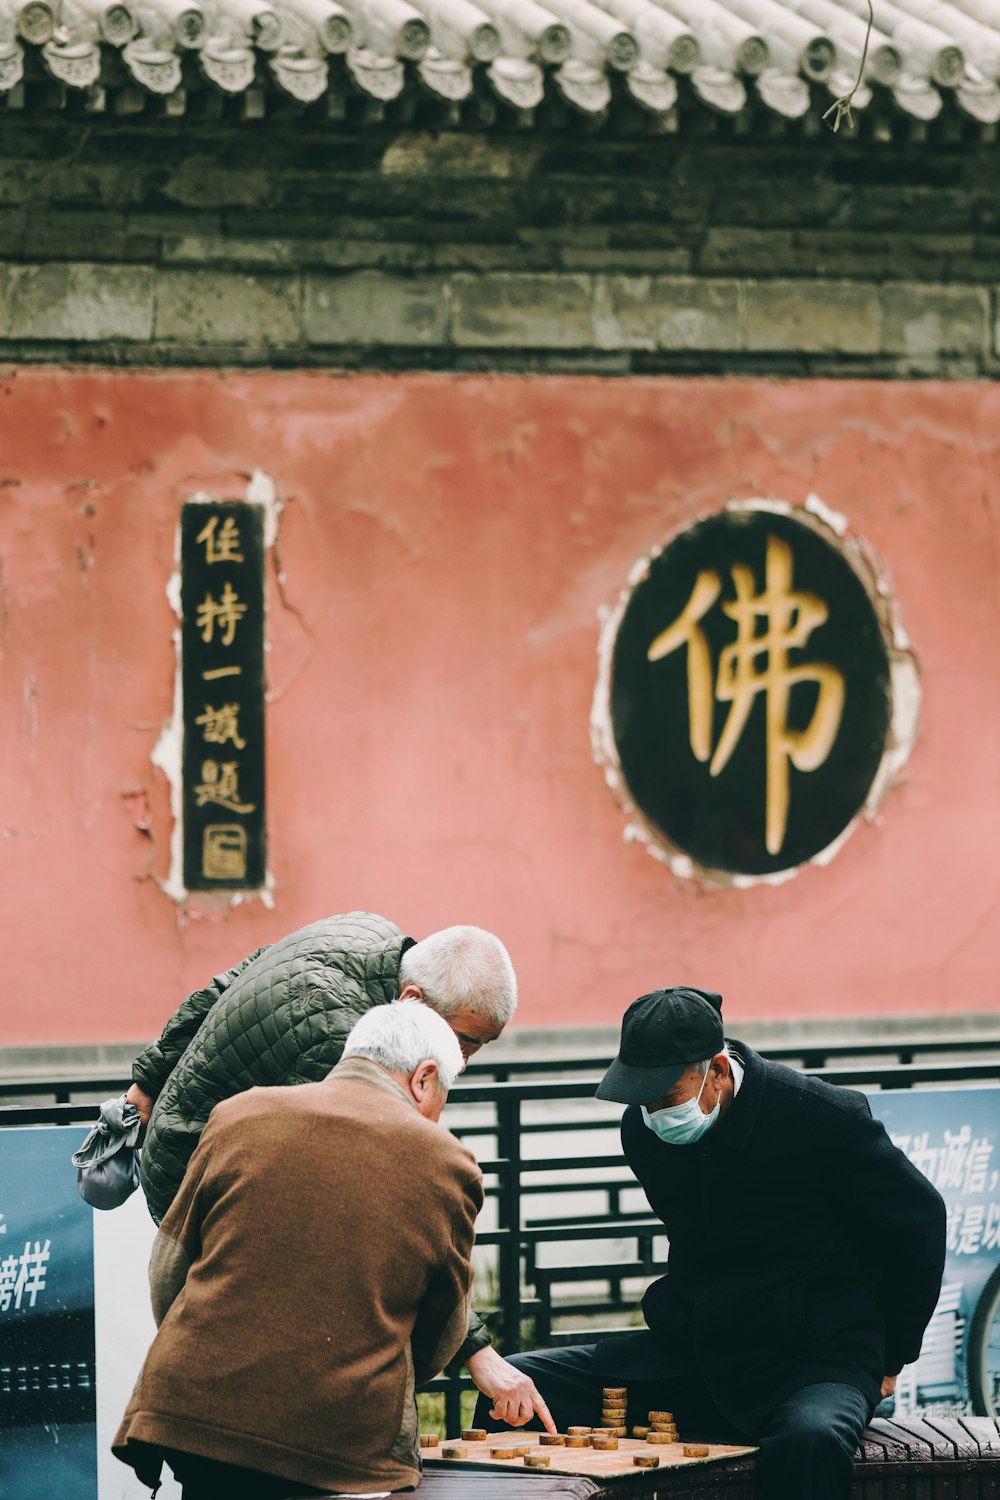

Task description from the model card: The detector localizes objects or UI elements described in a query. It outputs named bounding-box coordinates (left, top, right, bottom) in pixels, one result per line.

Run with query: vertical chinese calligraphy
left=181, top=502, right=266, bottom=890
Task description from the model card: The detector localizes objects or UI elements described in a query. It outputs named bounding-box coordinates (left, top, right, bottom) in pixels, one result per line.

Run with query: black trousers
left=164, top=1449, right=330, bottom=1499
left=472, top=1342, right=873, bottom=1500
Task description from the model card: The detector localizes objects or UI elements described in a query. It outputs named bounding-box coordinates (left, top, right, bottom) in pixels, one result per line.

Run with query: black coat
left=615, top=1040, right=946, bottom=1433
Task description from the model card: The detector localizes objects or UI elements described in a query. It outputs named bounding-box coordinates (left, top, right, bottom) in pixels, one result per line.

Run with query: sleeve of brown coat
left=147, top=1112, right=218, bottom=1325
left=411, top=1168, right=484, bottom=1388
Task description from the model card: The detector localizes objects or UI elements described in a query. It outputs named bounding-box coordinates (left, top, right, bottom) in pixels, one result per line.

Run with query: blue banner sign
left=873, top=1086, right=1000, bottom=1410
left=0, top=1126, right=97, bottom=1499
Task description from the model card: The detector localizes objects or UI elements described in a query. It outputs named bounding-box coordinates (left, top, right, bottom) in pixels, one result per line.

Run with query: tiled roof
left=3, top=0, right=1000, bottom=125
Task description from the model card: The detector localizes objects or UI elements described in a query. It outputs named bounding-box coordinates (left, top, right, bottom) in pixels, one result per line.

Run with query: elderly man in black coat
left=475, top=987, right=947, bottom=1500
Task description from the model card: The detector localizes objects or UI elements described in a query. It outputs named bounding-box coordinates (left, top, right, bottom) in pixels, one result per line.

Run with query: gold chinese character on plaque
left=604, top=505, right=896, bottom=879
left=202, top=825, right=248, bottom=881
left=196, top=583, right=248, bottom=647
left=647, top=535, right=845, bottom=856
left=182, top=500, right=266, bottom=892
left=196, top=514, right=245, bottom=565
left=194, top=760, right=257, bottom=814
left=195, top=702, right=247, bottom=749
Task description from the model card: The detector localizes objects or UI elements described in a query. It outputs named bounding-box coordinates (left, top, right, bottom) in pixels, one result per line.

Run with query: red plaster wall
left=1, top=371, right=997, bottom=1047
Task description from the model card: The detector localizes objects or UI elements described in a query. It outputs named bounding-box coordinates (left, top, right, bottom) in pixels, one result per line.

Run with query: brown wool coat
left=113, top=1057, right=482, bottom=1493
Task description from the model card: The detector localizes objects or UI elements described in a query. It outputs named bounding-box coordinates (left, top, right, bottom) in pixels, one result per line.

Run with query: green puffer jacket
left=133, top=911, right=491, bottom=1365
left=135, top=912, right=409, bottom=1223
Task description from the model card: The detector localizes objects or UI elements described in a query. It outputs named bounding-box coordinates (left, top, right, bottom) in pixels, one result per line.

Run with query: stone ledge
left=594, top=277, right=743, bottom=353
left=747, top=279, right=881, bottom=356
left=304, top=271, right=451, bottom=346
left=0, top=263, right=993, bottom=366
left=0, top=263, right=154, bottom=341
left=0, top=343, right=997, bottom=383
left=881, top=283, right=991, bottom=358
left=153, top=268, right=302, bottom=345
left=451, top=273, right=595, bottom=350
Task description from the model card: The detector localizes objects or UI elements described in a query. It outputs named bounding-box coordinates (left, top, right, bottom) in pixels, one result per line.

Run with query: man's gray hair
left=399, top=925, right=517, bottom=1029
left=342, top=1001, right=465, bottom=1092
left=691, top=1043, right=733, bottom=1076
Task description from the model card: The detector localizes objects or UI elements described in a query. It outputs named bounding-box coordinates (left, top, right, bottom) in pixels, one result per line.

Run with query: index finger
left=532, top=1391, right=557, bottom=1435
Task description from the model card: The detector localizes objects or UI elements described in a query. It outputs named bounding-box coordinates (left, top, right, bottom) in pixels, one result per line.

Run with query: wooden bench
left=416, top=1416, right=1000, bottom=1499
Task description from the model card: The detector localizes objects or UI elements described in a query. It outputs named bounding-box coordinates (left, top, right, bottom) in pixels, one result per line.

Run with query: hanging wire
left=823, top=0, right=874, bottom=132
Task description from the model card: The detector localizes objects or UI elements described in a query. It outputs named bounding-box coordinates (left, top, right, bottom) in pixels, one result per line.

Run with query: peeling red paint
left=0, top=371, right=998, bottom=1046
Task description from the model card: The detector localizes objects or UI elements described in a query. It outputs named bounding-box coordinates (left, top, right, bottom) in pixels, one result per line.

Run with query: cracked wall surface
left=1, top=369, right=998, bottom=1048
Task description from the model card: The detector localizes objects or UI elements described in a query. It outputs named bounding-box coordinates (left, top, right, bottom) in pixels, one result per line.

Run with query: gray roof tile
left=3, top=0, right=1000, bottom=125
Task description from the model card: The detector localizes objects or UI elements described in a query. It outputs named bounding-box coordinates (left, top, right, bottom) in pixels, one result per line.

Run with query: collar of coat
left=713, top=1037, right=766, bottom=1152
left=327, top=1054, right=418, bottom=1110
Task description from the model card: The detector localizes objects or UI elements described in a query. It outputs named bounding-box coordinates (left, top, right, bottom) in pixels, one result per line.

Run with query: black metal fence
left=3, top=1038, right=1000, bottom=1434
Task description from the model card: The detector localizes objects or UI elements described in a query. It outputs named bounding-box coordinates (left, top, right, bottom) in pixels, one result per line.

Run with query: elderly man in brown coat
left=113, top=1001, right=482, bottom=1500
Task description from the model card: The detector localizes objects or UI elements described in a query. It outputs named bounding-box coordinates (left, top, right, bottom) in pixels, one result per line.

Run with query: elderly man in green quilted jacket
left=126, top=910, right=555, bottom=1434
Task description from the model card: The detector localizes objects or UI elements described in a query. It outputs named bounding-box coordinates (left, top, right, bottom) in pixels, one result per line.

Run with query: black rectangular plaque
left=180, top=501, right=266, bottom=891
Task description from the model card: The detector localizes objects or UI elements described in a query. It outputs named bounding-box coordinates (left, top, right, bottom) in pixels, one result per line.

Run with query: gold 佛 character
left=647, top=535, right=845, bottom=856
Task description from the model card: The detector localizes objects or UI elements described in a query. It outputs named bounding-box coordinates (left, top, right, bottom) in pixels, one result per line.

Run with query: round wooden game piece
left=462, top=1429, right=487, bottom=1442
left=608, top=1427, right=628, bottom=1438
left=565, top=1435, right=590, bottom=1448
left=602, top=1387, right=627, bottom=1398
left=525, top=1456, right=551, bottom=1468
left=632, top=1426, right=650, bottom=1439
left=601, top=1408, right=626, bottom=1419
left=419, top=1434, right=439, bottom=1448
left=539, top=1434, right=566, bottom=1446
left=592, top=1427, right=614, bottom=1435
left=646, top=1432, right=677, bottom=1444
left=633, top=1455, right=660, bottom=1469
left=510, top=1447, right=532, bottom=1457
left=567, top=1426, right=592, bottom=1435
left=442, top=1447, right=467, bottom=1460
left=491, top=1447, right=517, bottom=1459
left=651, top=1422, right=677, bottom=1433
left=683, top=1445, right=710, bottom=1458
left=592, top=1436, right=619, bottom=1450
left=648, top=1411, right=673, bottom=1423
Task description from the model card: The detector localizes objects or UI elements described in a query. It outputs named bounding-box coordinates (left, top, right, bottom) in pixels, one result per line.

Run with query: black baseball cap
left=596, top=987, right=725, bottom=1104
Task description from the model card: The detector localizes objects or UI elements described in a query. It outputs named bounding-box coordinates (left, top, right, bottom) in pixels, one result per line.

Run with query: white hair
left=399, top=925, right=517, bottom=1029
left=342, top=1000, right=465, bottom=1092
left=691, top=1043, right=732, bottom=1076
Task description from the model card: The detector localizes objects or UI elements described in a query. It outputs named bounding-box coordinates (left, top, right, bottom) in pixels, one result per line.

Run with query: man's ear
left=398, top=983, right=424, bottom=1001
left=411, top=1059, right=439, bottom=1103
left=413, top=1059, right=438, bottom=1095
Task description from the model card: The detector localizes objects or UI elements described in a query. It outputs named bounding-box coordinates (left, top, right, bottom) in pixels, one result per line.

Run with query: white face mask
left=641, top=1061, right=720, bottom=1145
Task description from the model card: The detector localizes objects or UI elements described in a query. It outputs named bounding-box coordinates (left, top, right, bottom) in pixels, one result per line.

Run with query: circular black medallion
left=607, top=506, right=892, bottom=876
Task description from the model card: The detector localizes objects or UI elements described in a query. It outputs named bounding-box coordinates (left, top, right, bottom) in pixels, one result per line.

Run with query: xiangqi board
left=428, top=1431, right=757, bottom=1478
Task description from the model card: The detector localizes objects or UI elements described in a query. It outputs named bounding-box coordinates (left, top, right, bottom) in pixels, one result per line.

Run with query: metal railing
left=3, top=1031, right=1000, bottom=1104
left=3, top=1040, right=1000, bottom=1433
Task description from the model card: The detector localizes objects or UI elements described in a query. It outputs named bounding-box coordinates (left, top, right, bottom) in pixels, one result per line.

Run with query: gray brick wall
left=0, top=116, right=998, bottom=376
